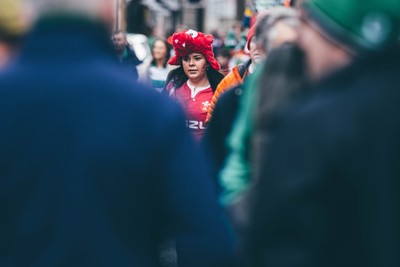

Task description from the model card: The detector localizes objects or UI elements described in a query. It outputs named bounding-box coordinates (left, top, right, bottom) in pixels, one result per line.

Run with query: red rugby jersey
left=169, top=81, right=213, bottom=140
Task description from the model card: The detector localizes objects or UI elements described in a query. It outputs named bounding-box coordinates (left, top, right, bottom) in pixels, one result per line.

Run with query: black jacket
left=245, top=46, right=400, bottom=267
left=202, top=85, right=244, bottom=189
left=117, top=45, right=141, bottom=81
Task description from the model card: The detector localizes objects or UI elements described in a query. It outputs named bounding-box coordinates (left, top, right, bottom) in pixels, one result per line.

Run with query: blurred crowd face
left=249, top=38, right=264, bottom=64
left=233, top=22, right=242, bottom=38
left=298, top=20, right=352, bottom=81
left=182, top=53, right=208, bottom=83
left=112, top=32, right=127, bottom=53
left=216, top=54, right=230, bottom=69
left=152, top=40, right=168, bottom=62
left=297, top=21, right=324, bottom=80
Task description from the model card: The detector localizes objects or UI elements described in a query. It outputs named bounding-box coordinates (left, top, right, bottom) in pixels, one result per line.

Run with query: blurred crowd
left=1, top=0, right=400, bottom=266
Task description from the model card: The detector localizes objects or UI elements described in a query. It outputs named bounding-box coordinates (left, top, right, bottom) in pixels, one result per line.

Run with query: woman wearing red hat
left=163, top=29, right=224, bottom=140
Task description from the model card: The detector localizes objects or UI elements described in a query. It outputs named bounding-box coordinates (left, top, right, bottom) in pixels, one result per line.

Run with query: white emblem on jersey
left=201, top=101, right=211, bottom=112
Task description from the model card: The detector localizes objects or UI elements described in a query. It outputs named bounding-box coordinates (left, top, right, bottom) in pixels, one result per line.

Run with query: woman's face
left=182, top=53, right=208, bottom=82
left=152, top=40, right=168, bottom=60
left=249, top=38, right=263, bottom=65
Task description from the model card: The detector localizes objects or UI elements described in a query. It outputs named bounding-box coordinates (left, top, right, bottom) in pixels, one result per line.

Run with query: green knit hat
left=301, top=0, right=400, bottom=54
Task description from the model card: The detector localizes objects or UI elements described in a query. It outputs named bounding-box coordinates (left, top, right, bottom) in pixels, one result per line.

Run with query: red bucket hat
left=168, top=29, right=220, bottom=70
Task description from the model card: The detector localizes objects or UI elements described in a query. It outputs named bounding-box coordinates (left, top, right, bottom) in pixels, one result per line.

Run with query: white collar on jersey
left=186, top=80, right=211, bottom=99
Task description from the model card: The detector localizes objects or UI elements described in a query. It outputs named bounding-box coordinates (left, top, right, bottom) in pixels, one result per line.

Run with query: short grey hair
left=255, top=7, right=300, bottom=53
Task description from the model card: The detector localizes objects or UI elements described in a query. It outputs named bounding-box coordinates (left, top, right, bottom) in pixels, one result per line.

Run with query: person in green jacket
left=219, top=6, right=300, bottom=206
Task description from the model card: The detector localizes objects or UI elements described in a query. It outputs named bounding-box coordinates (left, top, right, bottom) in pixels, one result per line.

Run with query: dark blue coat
left=245, top=46, right=400, bottom=267
left=117, top=45, right=141, bottom=81
left=0, top=16, right=237, bottom=267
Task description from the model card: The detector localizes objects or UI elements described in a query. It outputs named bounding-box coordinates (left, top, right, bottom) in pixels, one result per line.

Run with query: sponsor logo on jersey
left=186, top=120, right=207, bottom=130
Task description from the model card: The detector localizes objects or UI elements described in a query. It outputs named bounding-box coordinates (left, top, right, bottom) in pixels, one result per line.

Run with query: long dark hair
left=163, top=65, right=224, bottom=94
left=207, top=67, right=225, bottom=91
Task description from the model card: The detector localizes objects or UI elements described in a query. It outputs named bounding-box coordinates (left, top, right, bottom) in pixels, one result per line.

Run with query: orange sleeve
left=206, top=69, right=242, bottom=123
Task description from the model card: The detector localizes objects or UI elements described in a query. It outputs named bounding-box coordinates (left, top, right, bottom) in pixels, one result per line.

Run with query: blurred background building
left=114, top=0, right=286, bottom=37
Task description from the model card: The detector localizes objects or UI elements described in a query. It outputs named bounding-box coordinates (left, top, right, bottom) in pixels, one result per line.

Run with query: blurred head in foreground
left=0, top=0, right=27, bottom=69
left=298, top=0, right=400, bottom=81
